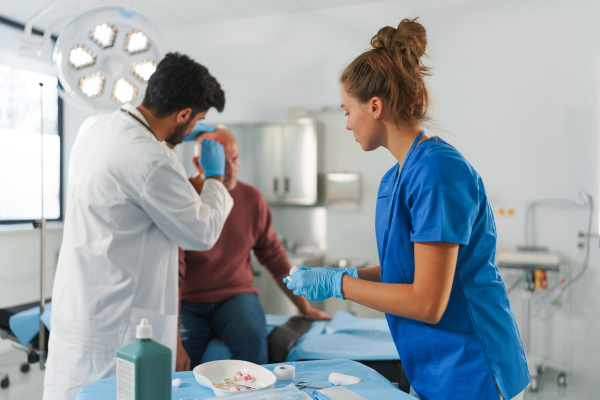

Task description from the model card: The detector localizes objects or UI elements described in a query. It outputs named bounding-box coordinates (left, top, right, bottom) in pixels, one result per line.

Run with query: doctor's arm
left=342, top=242, right=458, bottom=324
left=141, top=159, right=233, bottom=251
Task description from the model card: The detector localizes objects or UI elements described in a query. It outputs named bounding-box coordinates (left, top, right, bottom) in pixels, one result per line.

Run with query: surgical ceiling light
left=112, top=78, right=137, bottom=103
left=69, top=44, right=96, bottom=69
left=54, top=7, right=164, bottom=111
left=79, top=72, right=105, bottom=98
left=90, top=23, right=116, bottom=48
left=124, top=30, right=149, bottom=54
left=131, top=59, right=156, bottom=83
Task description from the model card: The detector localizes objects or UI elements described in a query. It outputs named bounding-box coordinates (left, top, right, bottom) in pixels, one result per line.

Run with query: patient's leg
left=212, top=293, right=268, bottom=364
left=179, top=300, right=214, bottom=369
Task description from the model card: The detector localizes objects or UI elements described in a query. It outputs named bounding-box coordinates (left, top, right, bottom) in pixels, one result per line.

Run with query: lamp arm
left=24, top=0, right=60, bottom=36
left=43, top=0, right=96, bottom=45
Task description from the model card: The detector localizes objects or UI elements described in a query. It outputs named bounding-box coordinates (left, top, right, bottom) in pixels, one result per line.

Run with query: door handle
left=284, top=177, right=290, bottom=193
left=273, top=177, right=279, bottom=193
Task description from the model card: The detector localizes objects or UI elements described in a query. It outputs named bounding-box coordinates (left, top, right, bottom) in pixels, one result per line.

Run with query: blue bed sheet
left=7, top=304, right=399, bottom=364
left=7, top=301, right=51, bottom=346
left=75, top=359, right=414, bottom=400
left=201, top=311, right=399, bottom=364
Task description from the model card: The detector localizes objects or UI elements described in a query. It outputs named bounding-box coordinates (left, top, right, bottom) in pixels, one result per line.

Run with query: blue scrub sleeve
left=406, top=154, right=479, bottom=245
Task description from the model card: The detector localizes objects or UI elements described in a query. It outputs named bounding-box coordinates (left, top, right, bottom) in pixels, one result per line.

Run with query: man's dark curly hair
left=142, top=52, right=225, bottom=118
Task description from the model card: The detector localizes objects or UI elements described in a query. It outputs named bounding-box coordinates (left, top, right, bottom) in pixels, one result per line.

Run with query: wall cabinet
left=243, top=118, right=320, bottom=205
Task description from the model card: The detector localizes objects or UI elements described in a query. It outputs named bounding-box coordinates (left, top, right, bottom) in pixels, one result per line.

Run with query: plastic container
left=116, top=319, right=171, bottom=400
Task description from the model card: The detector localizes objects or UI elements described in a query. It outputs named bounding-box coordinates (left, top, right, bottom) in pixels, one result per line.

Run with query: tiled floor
left=524, top=368, right=570, bottom=400
left=0, top=349, right=45, bottom=400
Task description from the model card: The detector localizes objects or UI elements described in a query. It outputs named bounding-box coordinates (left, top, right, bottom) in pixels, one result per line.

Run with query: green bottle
left=116, top=318, right=171, bottom=400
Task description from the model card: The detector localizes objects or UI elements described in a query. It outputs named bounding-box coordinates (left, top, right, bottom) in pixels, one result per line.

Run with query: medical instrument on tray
left=294, top=381, right=328, bottom=389
left=213, top=371, right=260, bottom=390
left=212, top=379, right=256, bottom=391
left=274, top=364, right=295, bottom=380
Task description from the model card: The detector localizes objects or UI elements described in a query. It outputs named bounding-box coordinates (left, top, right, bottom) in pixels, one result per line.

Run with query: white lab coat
left=43, top=103, right=233, bottom=400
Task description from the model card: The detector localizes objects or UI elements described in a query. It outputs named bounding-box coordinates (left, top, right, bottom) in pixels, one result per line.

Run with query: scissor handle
left=213, top=378, right=237, bottom=388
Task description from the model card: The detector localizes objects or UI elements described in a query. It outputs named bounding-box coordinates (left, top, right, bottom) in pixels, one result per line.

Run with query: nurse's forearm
left=341, top=276, right=439, bottom=323
left=356, top=266, right=381, bottom=282
left=341, top=242, right=458, bottom=324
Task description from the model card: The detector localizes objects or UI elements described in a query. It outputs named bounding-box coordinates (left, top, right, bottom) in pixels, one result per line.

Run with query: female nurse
left=284, top=18, right=529, bottom=400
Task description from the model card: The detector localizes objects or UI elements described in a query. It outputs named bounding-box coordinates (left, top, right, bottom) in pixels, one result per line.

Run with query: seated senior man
left=177, top=126, right=330, bottom=370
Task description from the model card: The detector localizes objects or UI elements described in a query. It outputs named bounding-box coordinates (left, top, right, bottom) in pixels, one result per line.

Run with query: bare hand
left=176, top=343, right=191, bottom=372
left=302, top=306, right=331, bottom=321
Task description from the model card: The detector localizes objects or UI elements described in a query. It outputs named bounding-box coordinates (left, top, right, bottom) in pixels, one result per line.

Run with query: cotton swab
left=286, top=266, right=300, bottom=281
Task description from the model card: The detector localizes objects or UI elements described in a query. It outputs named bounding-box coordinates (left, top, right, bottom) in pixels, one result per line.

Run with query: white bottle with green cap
left=116, top=318, right=171, bottom=400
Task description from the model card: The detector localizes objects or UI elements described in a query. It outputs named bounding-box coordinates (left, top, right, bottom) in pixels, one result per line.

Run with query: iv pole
left=38, top=82, right=46, bottom=370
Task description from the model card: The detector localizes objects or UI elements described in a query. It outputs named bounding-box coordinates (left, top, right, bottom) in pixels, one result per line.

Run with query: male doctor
left=43, top=53, right=234, bottom=400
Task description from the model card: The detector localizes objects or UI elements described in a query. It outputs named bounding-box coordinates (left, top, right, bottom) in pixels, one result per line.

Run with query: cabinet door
left=281, top=120, right=318, bottom=205
left=253, top=123, right=283, bottom=203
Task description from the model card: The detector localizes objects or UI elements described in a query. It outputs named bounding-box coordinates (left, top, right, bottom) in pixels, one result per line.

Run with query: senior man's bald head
left=193, top=126, right=240, bottom=191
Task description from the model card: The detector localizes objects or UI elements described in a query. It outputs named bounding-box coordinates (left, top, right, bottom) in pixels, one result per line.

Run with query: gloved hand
left=283, top=266, right=357, bottom=301
left=309, top=266, right=359, bottom=279
left=200, top=138, right=225, bottom=178
left=182, top=122, right=215, bottom=142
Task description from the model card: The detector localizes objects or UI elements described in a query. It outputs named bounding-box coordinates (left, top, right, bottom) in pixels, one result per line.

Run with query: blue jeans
left=179, top=293, right=268, bottom=367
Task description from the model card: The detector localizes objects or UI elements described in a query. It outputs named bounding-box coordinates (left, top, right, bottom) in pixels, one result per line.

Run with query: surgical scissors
left=294, top=381, right=329, bottom=389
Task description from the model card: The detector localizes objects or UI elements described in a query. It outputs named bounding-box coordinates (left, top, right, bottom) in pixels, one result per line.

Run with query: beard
left=166, top=119, right=195, bottom=146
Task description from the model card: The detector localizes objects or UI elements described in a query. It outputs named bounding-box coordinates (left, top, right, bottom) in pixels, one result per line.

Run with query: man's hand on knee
left=176, top=330, right=191, bottom=371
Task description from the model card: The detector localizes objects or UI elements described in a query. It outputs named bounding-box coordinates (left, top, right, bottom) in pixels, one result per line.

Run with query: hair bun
left=370, top=18, right=427, bottom=61
left=341, top=17, right=431, bottom=127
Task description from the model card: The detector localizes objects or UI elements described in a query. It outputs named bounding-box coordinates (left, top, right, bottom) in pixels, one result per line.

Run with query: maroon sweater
left=179, top=181, right=291, bottom=304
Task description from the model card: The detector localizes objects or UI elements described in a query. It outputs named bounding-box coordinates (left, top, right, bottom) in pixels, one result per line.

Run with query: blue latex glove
left=200, top=138, right=225, bottom=177
left=182, top=122, right=215, bottom=142
left=311, top=266, right=359, bottom=278
left=283, top=266, right=358, bottom=301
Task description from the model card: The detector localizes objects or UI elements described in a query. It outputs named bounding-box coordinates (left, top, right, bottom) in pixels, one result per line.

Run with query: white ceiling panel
left=298, top=0, right=368, bottom=7
left=0, top=0, right=385, bottom=35
left=164, top=0, right=243, bottom=26
left=223, top=0, right=303, bottom=13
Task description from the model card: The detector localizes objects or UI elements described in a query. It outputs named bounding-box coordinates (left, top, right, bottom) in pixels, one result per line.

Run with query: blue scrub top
left=376, top=136, right=529, bottom=400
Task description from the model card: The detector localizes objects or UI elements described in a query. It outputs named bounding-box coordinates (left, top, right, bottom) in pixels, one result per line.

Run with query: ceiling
left=0, top=0, right=383, bottom=36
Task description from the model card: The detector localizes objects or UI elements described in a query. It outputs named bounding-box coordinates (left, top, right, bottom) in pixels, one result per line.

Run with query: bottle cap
left=136, top=318, right=152, bottom=339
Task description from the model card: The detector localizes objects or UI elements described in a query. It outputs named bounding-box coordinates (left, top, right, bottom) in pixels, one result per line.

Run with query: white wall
left=162, top=0, right=600, bottom=394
